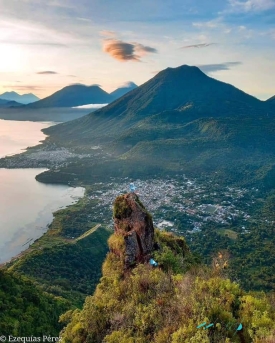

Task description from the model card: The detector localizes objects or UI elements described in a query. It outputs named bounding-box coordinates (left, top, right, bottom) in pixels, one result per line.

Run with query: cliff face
left=112, top=193, right=155, bottom=268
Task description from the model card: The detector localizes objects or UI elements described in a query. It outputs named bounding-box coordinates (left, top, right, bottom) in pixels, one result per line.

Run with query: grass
left=75, top=224, right=102, bottom=241
left=218, top=228, right=238, bottom=240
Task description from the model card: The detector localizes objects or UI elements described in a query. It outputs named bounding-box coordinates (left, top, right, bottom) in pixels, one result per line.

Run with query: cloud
left=68, top=83, right=101, bottom=87
left=0, top=40, right=67, bottom=47
left=100, top=30, right=116, bottom=38
left=271, top=29, right=275, bottom=39
left=227, top=0, right=275, bottom=12
left=72, top=103, right=108, bottom=109
left=76, top=17, right=91, bottom=22
left=69, top=83, right=85, bottom=86
left=46, top=0, right=76, bottom=8
left=135, top=44, right=157, bottom=54
left=192, top=21, right=219, bottom=29
left=103, top=39, right=157, bottom=62
left=198, top=62, right=242, bottom=73
left=20, top=0, right=76, bottom=9
left=181, top=43, right=216, bottom=49
left=118, top=81, right=137, bottom=88
left=4, top=85, right=44, bottom=91
left=36, top=71, right=58, bottom=75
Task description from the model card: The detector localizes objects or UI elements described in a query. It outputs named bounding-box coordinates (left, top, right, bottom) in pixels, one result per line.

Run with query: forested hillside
left=0, top=269, right=69, bottom=336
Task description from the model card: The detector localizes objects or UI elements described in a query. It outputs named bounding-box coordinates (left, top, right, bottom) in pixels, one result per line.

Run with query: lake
left=0, top=119, right=53, bottom=157
left=0, top=120, right=84, bottom=263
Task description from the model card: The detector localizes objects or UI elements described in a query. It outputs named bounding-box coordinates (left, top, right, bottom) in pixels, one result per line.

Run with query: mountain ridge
left=26, top=84, right=111, bottom=108
left=25, top=82, right=139, bottom=109
left=267, top=95, right=275, bottom=103
left=0, top=91, right=40, bottom=104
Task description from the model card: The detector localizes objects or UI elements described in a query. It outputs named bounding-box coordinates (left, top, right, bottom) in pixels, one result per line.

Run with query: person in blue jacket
left=149, top=258, right=158, bottom=267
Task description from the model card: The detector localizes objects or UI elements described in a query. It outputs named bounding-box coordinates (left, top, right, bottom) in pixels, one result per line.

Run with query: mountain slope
left=26, top=85, right=112, bottom=108
left=0, top=91, right=39, bottom=104
left=267, top=95, right=275, bottom=105
left=0, top=99, right=9, bottom=105
left=110, top=81, right=138, bottom=101
left=40, top=64, right=275, bottom=188
left=0, top=99, right=23, bottom=108
left=0, top=269, right=69, bottom=336
left=44, top=65, right=270, bottom=144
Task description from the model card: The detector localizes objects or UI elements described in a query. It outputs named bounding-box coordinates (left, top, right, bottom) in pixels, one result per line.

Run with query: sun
left=0, top=44, right=25, bottom=72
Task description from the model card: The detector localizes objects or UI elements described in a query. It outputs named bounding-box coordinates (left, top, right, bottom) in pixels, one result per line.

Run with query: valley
left=1, top=65, right=274, bottom=296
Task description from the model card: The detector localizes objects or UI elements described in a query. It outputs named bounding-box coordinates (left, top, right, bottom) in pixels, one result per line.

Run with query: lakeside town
left=86, top=177, right=262, bottom=237
left=0, top=142, right=94, bottom=169
left=0, top=141, right=266, bottom=242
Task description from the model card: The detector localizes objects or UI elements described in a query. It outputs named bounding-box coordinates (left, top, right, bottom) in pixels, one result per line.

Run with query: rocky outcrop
left=112, top=193, right=154, bottom=269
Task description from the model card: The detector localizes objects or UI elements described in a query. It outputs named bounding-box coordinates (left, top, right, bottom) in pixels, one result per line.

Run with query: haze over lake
left=0, top=119, right=53, bottom=157
left=0, top=120, right=84, bottom=263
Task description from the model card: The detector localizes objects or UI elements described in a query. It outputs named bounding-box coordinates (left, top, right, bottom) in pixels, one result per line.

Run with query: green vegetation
left=1, top=187, right=274, bottom=340
left=7, top=192, right=111, bottom=307
left=186, top=194, right=275, bottom=292
left=0, top=269, right=69, bottom=336
left=218, top=228, right=238, bottom=240
left=2, top=65, right=275, bottom=339
left=9, top=227, right=110, bottom=307
left=152, top=230, right=196, bottom=274
left=0, top=188, right=112, bottom=335
left=113, top=195, right=133, bottom=220
left=60, top=229, right=275, bottom=343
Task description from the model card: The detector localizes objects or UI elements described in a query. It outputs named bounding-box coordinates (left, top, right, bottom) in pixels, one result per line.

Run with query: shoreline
left=0, top=119, right=87, bottom=267
left=0, top=184, right=85, bottom=269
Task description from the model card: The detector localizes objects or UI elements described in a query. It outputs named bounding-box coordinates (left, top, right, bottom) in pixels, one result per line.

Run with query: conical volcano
left=45, top=64, right=268, bottom=144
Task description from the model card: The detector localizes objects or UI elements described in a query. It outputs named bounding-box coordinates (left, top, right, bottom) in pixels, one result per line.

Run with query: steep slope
left=60, top=194, right=275, bottom=343
left=26, top=85, right=112, bottom=108
left=0, top=269, right=69, bottom=336
left=110, top=81, right=138, bottom=101
left=0, top=91, right=39, bottom=104
left=267, top=95, right=275, bottom=105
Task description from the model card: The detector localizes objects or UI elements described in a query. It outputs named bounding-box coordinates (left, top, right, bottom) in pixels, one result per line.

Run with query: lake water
left=0, top=120, right=84, bottom=263
left=0, top=119, right=53, bottom=157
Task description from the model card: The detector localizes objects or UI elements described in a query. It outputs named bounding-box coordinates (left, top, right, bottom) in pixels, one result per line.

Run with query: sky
left=0, top=0, right=274, bottom=100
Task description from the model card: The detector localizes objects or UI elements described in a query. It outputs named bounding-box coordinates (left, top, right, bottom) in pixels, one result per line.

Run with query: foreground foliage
left=60, top=230, right=275, bottom=343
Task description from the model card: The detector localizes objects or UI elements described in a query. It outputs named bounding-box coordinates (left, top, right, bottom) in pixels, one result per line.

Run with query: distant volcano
left=0, top=91, right=39, bottom=104
left=110, top=82, right=138, bottom=101
left=26, top=85, right=112, bottom=108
